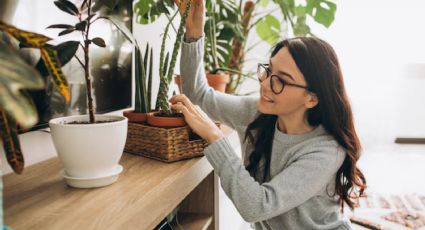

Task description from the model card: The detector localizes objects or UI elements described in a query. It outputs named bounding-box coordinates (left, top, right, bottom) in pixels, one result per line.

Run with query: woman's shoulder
left=289, top=132, right=346, bottom=163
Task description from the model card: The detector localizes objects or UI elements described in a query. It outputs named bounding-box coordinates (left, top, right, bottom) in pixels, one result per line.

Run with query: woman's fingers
left=170, top=94, right=196, bottom=111
left=171, top=103, right=191, bottom=117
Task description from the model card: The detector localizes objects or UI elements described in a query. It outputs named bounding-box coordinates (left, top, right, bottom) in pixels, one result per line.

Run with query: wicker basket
left=124, top=122, right=219, bottom=162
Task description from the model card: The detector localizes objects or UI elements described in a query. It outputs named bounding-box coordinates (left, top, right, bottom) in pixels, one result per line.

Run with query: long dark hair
left=244, top=37, right=366, bottom=210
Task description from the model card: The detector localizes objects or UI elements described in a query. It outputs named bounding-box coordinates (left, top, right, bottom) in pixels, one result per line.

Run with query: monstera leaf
left=204, top=0, right=242, bottom=72
left=134, top=0, right=175, bottom=24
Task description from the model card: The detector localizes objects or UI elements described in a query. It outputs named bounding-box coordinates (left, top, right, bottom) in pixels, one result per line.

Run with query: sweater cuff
left=181, top=35, right=204, bottom=57
left=204, top=136, right=236, bottom=171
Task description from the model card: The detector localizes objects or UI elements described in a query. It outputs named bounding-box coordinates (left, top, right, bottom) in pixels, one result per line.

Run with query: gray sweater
left=180, top=37, right=352, bottom=230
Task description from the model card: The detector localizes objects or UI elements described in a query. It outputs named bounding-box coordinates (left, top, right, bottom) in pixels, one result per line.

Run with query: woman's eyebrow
left=269, top=60, right=295, bottom=81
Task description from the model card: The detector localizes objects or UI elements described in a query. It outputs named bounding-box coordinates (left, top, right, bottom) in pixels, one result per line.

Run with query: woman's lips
left=261, top=95, right=274, bottom=102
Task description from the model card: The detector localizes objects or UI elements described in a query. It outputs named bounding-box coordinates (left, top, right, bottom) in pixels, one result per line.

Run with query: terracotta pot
left=123, top=110, right=147, bottom=123
left=175, top=73, right=230, bottom=93
left=146, top=112, right=187, bottom=127
left=206, top=73, right=230, bottom=92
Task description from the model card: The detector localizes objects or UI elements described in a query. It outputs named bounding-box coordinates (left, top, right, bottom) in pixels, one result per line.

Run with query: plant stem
left=84, top=0, right=95, bottom=123
left=226, top=0, right=254, bottom=94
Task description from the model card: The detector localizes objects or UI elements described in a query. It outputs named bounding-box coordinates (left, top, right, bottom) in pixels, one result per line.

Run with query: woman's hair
left=244, top=37, right=366, bottom=210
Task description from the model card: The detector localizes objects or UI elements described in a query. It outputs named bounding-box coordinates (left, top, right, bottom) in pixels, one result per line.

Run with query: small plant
left=134, top=42, right=153, bottom=113
left=47, top=0, right=111, bottom=123
left=155, top=0, right=193, bottom=115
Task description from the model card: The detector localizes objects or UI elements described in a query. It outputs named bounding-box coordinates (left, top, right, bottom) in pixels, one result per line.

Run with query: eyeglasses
left=257, top=63, right=310, bottom=94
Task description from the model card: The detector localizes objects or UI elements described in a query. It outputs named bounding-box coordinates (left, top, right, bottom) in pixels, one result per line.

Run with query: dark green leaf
left=46, top=24, right=74, bottom=29
left=35, top=41, right=80, bottom=76
left=58, top=28, right=75, bottom=36
left=92, top=37, right=106, bottom=47
left=75, top=21, right=87, bottom=31
left=54, top=0, right=79, bottom=16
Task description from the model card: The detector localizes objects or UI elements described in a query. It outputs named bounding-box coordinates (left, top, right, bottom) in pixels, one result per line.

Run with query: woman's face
left=257, top=47, right=316, bottom=117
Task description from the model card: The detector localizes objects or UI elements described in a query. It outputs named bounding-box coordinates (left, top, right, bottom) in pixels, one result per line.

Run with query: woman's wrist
left=185, top=31, right=203, bottom=42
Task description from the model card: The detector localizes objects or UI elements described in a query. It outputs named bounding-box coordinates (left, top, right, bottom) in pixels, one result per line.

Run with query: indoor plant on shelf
left=125, top=0, right=216, bottom=162
left=145, top=0, right=193, bottom=128
left=47, top=0, right=128, bottom=188
left=123, top=42, right=154, bottom=123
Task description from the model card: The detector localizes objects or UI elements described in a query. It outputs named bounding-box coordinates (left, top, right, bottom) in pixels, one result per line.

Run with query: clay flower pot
left=175, top=73, right=230, bottom=93
left=123, top=110, right=148, bottom=123
left=146, top=112, right=187, bottom=127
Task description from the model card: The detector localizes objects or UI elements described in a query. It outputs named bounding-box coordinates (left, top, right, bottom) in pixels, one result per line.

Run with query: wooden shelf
left=171, top=213, right=213, bottom=230
left=3, top=125, right=234, bottom=230
left=3, top=154, right=215, bottom=230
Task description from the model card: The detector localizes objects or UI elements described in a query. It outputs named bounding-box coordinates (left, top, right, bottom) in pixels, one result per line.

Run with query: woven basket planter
left=124, top=122, right=219, bottom=162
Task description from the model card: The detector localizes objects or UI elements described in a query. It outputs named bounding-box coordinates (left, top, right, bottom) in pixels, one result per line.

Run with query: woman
left=170, top=0, right=367, bottom=229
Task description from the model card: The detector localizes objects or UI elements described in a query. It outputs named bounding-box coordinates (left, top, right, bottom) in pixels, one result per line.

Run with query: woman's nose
left=260, top=75, right=271, bottom=89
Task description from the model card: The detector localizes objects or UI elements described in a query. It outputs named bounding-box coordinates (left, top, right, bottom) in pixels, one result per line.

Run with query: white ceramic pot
left=49, top=115, right=128, bottom=187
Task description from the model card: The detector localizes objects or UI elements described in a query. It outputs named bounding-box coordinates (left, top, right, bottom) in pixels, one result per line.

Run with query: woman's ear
left=304, top=92, right=319, bottom=109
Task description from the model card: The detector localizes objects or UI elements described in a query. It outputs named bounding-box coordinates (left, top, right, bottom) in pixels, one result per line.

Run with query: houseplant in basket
left=145, top=0, right=194, bottom=128
left=125, top=0, right=219, bottom=162
left=47, top=0, right=128, bottom=188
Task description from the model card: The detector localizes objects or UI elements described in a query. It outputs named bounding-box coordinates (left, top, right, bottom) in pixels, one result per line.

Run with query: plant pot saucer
left=61, top=164, right=123, bottom=188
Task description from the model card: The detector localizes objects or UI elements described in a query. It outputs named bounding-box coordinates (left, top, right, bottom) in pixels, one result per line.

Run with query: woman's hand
left=169, top=94, right=223, bottom=143
left=174, top=0, right=204, bottom=39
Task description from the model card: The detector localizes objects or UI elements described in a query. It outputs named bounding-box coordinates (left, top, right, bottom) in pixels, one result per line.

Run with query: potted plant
left=123, top=42, right=154, bottom=123
left=145, top=0, right=193, bottom=128
left=47, top=0, right=128, bottom=188
left=224, top=0, right=338, bottom=94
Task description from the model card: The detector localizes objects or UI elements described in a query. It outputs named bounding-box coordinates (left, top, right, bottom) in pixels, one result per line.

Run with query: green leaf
left=293, top=16, right=310, bottom=36
left=40, top=48, right=71, bottom=104
left=294, top=5, right=306, bottom=16
left=54, top=0, right=79, bottom=16
left=0, top=21, right=51, bottom=48
left=35, top=41, right=80, bottom=76
left=0, top=41, right=44, bottom=128
left=46, top=24, right=74, bottom=29
left=255, top=15, right=281, bottom=45
left=134, top=0, right=175, bottom=25
left=92, top=37, right=106, bottom=47
left=0, top=111, right=24, bottom=174
left=75, top=21, right=87, bottom=31
left=58, top=28, right=75, bottom=36
left=259, top=0, right=270, bottom=7
left=306, top=0, right=336, bottom=27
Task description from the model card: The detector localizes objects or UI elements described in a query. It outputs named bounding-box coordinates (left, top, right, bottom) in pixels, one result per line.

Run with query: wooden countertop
left=3, top=125, right=234, bottom=230
left=4, top=153, right=215, bottom=230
